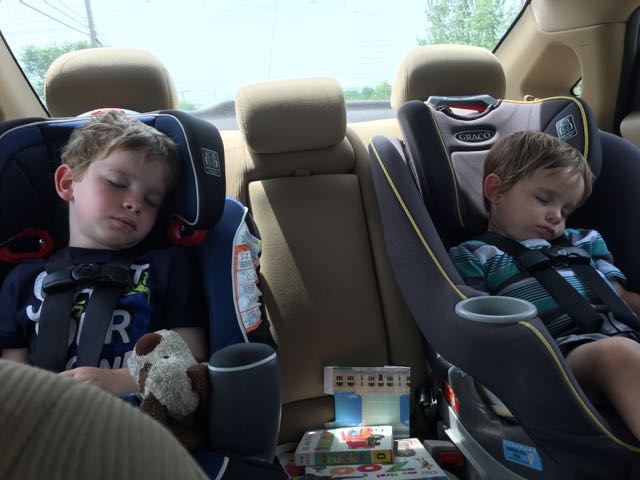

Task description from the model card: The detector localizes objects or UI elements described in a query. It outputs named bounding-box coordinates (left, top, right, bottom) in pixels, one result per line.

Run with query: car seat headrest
left=0, top=111, right=225, bottom=255
left=398, top=96, right=601, bottom=240
left=45, top=48, right=179, bottom=117
left=235, top=77, right=346, bottom=155
left=391, top=45, right=506, bottom=111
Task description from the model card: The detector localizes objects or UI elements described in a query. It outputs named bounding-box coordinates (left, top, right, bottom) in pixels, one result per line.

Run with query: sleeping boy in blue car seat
left=0, top=111, right=208, bottom=395
left=449, top=130, right=640, bottom=441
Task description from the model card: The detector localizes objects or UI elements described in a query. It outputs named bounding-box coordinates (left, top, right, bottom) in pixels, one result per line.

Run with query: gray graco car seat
left=369, top=45, right=640, bottom=480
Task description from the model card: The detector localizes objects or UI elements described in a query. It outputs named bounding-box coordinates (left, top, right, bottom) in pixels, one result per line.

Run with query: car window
left=0, top=0, right=525, bottom=122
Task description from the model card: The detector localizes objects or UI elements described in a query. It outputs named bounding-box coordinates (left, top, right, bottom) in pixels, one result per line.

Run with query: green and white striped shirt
left=449, top=229, right=626, bottom=339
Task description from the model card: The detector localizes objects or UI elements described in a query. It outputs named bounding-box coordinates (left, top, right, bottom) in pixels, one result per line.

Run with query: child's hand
left=59, top=367, right=139, bottom=396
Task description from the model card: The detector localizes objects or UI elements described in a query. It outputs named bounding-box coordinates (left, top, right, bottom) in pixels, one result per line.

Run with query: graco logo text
left=454, top=130, right=494, bottom=143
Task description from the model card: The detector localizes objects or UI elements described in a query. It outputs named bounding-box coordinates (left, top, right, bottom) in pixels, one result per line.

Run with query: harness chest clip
left=43, top=263, right=132, bottom=294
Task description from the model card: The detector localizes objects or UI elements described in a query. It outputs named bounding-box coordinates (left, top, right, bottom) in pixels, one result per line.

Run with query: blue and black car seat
left=370, top=45, right=640, bottom=479
left=0, top=110, right=285, bottom=479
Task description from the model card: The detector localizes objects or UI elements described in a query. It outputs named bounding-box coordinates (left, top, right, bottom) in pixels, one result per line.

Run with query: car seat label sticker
left=232, top=221, right=263, bottom=333
left=555, top=114, right=577, bottom=142
left=201, top=148, right=222, bottom=177
left=502, top=440, right=543, bottom=471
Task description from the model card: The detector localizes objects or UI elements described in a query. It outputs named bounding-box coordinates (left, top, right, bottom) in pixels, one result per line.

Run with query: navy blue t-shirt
left=0, top=246, right=206, bottom=370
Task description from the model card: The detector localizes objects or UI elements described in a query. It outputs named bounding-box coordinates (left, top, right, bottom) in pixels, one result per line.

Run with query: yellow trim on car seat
left=503, top=97, right=589, bottom=160
left=519, top=320, right=640, bottom=452
left=427, top=107, right=466, bottom=228
left=371, top=137, right=640, bottom=453
left=370, top=141, right=466, bottom=300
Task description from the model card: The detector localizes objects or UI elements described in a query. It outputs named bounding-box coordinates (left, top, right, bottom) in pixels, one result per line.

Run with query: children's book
left=324, top=366, right=410, bottom=438
left=304, top=438, right=449, bottom=479
left=276, top=449, right=306, bottom=479
left=294, top=425, right=394, bottom=467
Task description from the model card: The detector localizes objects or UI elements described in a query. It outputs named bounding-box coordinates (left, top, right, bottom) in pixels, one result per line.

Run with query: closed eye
left=535, top=195, right=549, bottom=204
left=108, top=179, right=126, bottom=189
left=145, top=196, right=161, bottom=209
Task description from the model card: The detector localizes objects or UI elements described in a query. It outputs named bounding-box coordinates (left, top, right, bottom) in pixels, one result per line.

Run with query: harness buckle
left=71, top=263, right=132, bottom=289
left=542, top=246, right=569, bottom=265
left=542, top=245, right=591, bottom=267
left=43, top=263, right=132, bottom=294
left=564, top=246, right=591, bottom=265
left=519, top=249, right=551, bottom=272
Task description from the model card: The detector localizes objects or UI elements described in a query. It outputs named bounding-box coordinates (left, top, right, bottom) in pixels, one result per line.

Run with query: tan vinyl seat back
left=391, top=44, right=506, bottom=110
left=235, top=77, right=427, bottom=442
left=45, top=47, right=178, bottom=116
left=620, top=111, right=640, bottom=148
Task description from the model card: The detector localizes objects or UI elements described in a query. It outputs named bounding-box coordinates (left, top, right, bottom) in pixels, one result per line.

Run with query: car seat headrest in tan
left=235, top=77, right=346, bottom=155
left=391, top=45, right=506, bottom=110
left=45, top=48, right=178, bottom=117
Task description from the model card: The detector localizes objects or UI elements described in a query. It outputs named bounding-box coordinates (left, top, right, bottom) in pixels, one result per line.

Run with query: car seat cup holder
left=207, top=342, right=282, bottom=463
left=455, top=296, right=537, bottom=324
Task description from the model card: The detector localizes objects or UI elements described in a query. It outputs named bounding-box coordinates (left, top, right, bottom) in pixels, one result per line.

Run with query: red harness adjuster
left=167, top=218, right=207, bottom=246
left=0, top=228, right=56, bottom=264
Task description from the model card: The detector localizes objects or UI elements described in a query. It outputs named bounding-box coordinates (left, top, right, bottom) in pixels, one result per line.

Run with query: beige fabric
left=235, top=77, right=346, bottom=154
left=0, top=41, right=46, bottom=120
left=350, top=118, right=402, bottom=146
left=620, top=112, right=640, bottom=149
left=0, top=360, right=207, bottom=480
left=349, top=128, right=429, bottom=397
left=249, top=176, right=390, bottom=441
left=531, top=0, right=640, bottom=32
left=45, top=47, right=178, bottom=117
left=235, top=78, right=427, bottom=443
left=391, top=45, right=506, bottom=110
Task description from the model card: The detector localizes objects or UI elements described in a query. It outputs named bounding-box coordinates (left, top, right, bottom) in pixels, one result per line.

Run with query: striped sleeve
left=449, top=241, right=489, bottom=292
left=566, top=228, right=626, bottom=284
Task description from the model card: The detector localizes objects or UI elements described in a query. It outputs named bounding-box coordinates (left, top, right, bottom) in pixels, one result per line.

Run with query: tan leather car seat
left=234, top=77, right=428, bottom=443
left=45, top=47, right=178, bottom=116
left=391, top=44, right=506, bottom=109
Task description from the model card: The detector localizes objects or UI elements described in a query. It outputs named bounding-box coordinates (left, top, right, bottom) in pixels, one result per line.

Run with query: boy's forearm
left=60, top=366, right=140, bottom=396
left=612, top=280, right=640, bottom=318
left=113, top=367, right=140, bottom=394
left=621, top=290, right=640, bottom=319
left=1, top=347, right=29, bottom=363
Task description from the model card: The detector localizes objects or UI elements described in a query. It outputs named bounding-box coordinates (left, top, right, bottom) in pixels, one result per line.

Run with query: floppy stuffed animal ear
left=128, top=330, right=209, bottom=450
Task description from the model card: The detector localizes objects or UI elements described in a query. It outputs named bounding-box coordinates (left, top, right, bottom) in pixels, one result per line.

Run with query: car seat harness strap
left=34, top=248, right=134, bottom=372
left=479, top=232, right=640, bottom=334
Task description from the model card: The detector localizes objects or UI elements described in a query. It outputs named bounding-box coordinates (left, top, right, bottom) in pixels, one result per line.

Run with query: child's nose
left=546, top=207, right=562, bottom=224
left=123, top=196, right=142, bottom=214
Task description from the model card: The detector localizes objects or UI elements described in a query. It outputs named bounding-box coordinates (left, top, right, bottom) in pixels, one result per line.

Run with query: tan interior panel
left=620, top=111, right=640, bottom=147
left=519, top=43, right=581, bottom=99
left=498, top=6, right=625, bottom=130
left=531, top=0, right=640, bottom=32
left=0, top=38, right=47, bottom=121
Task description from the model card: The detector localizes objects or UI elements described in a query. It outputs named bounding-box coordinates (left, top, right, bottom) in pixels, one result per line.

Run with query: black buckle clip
left=519, top=249, right=551, bottom=272
left=43, top=263, right=132, bottom=294
left=542, top=245, right=591, bottom=267
left=543, top=246, right=569, bottom=265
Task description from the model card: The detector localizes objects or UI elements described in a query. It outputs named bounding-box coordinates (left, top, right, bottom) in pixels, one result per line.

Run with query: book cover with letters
left=294, top=425, right=393, bottom=467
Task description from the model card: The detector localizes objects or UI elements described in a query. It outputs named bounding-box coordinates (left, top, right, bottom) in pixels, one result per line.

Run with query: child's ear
left=55, top=164, right=75, bottom=202
left=483, top=173, right=503, bottom=204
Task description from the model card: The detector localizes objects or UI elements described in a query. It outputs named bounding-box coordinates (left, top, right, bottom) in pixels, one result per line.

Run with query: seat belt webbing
left=479, top=232, right=638, bottom=334
left=33, top=289, right=75, bottom=372
left=33, top=249, right=134, bottom=372
left=33, top=250, right=77, bottom=372
left=75, top=285, right=124, bottom=368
